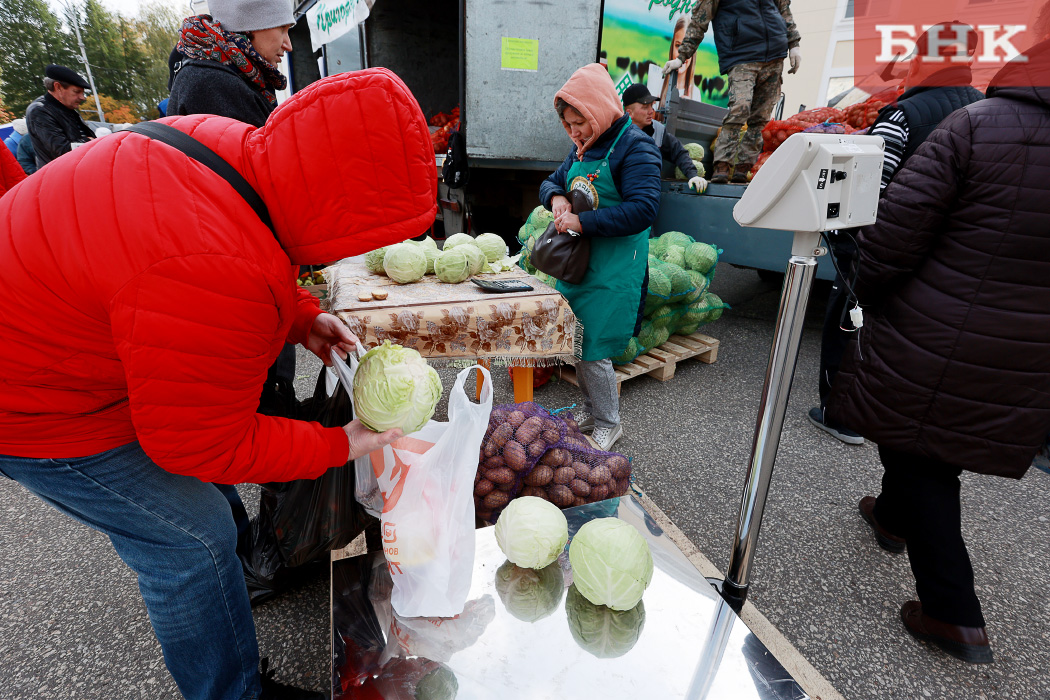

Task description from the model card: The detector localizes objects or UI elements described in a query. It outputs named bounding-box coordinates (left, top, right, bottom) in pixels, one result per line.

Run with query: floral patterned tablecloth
left=326, top=258, right=579, bottom=367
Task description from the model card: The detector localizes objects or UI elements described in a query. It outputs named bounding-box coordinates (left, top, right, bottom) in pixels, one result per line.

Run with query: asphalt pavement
left=1, top=261, right=1047, bottom=699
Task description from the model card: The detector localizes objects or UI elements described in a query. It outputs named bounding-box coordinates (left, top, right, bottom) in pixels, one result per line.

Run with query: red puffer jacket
left=0, top=68, right=437, bottom=484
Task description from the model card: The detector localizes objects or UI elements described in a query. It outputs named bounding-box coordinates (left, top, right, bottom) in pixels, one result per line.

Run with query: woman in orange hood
left=539, top=64, right=662, bottom=452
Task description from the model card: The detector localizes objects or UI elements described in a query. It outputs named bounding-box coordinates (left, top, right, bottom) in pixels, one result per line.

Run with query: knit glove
left=688, top=176, right=708, bottom=194
left=662, top=58, right=683, bottom=76
left=788, top=47, right=802, bottom=74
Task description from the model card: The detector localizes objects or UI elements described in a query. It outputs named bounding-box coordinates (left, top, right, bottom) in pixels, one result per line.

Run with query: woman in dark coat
left=827, top=40, right=1050, bottom=664
left=167, top=0, right=293, bottom=128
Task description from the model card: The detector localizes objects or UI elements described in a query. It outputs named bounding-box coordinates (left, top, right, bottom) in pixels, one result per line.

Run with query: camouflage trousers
left=712, top=59, right=784, bottom=166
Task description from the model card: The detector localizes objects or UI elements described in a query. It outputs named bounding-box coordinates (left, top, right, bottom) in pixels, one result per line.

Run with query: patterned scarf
left=177, top=15, right=287, bottom=107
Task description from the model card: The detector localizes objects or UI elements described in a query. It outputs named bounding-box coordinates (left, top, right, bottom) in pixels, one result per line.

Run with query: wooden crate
left=557, top=332, right=719, bottom=394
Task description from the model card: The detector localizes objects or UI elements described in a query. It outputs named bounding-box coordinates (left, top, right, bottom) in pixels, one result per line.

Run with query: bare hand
left=551, top=195, right=571, bottom=218
left=306, top=313, right=358, bottom=366
left=554, top=211, right=581, bottom=233
left=344, top=419, right=402, bottom=460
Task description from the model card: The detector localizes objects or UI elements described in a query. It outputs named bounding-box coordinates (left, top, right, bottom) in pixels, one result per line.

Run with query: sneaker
left=576, top=414, right=595, bottom=434
left=260, top=657, right=327, bottom=700
left=807, top=406, right=864, bottom=445
left=592, top=424, right=624, bottom=451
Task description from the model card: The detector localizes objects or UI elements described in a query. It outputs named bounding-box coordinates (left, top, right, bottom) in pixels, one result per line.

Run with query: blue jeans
left=0, top=442, right=263, bottom=700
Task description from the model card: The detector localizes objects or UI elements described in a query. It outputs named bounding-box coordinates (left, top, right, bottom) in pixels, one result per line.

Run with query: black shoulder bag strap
left=125, top=122, right=275, bottom=235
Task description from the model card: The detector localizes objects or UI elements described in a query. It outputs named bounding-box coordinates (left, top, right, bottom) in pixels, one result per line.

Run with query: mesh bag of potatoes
left=473, top=402, right=632, bottom=523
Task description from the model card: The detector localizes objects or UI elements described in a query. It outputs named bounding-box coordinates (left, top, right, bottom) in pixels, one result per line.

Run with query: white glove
left=688, top=176, right=708, bottom=194
left=662, top=58, right=683, bottom=76
left=788, top=47, right=802, bottom=74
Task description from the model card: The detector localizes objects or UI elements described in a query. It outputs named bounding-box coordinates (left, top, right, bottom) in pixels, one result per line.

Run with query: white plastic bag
left=332, top=352, right=493, bottom=617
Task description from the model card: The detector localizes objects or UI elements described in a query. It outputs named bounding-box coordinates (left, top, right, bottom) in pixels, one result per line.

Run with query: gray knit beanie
left=209, top=0, right=294, bottom=33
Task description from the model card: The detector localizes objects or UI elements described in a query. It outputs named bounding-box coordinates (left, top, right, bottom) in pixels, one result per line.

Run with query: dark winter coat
left=827, top=42, right=1050, bottom=479
left=167, top=59, right=275, bottom=128
left=645, top=120, right=698, bottom=180
left=540, top=114, right=662, bottom=238
left=25, top=93, right=95, bottom=167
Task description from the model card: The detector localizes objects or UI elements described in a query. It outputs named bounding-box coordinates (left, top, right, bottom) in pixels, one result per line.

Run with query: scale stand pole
left=722, top=231, right=825, bottom=609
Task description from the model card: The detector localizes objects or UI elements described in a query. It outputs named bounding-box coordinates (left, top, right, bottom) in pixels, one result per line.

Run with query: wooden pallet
left=557, top=332, right=719, bottom=393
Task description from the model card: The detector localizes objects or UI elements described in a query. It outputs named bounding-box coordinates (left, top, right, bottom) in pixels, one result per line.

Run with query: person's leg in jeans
left=876, top=446, right=985, bottom=627
left=0, top=443, right=262, bottom=700
left=575, top=359, right=620, bottom=428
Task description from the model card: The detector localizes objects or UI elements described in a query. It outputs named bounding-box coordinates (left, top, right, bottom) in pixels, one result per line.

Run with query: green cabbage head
left=459, top=244, right=486, bottom=276
left=474, top=233, right=508, bottom=262
left=434, top=249, right=472, bottom=283
left=495, top=496, right=568, bottom=569
left=443, top=232, right=475, bottom=249
left=365, top=247, right=387, bottom=275
left=494, top=560, right=565, bottom=622
left=565, top=585, right=646, bottom=658
left=383, top=244, right=427, bottom=284
left=352, top=341, right=442, bottom=435
left=568, top=518, right=653, bottom=610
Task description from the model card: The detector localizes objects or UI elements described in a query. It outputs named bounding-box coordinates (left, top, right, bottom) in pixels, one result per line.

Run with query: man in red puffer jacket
left=0, top=68, right=437, bottom=699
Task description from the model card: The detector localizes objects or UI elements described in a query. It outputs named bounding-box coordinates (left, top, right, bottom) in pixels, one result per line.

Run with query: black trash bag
left=241, top=368, right=377, bottom=606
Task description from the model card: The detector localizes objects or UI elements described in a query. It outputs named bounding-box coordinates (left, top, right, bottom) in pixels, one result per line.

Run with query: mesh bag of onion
left=474, top=402, right=632, bottom=523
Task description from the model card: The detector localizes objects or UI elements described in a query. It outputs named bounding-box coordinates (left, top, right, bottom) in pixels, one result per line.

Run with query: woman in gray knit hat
left=168, top=0, right=295, bottom=128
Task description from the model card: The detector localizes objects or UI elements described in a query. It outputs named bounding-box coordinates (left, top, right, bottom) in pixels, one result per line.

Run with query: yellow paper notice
left=501, top=37, right=539, bottom=72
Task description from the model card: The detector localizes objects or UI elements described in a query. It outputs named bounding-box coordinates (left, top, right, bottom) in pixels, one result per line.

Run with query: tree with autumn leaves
left=0, top=0, right=180, bottom=122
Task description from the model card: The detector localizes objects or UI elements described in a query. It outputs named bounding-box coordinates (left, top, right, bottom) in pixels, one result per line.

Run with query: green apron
left=556, top=122, right=650, bottom=362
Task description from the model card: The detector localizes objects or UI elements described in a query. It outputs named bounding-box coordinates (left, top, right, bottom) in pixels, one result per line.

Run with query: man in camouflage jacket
left=664, top=0, right=801, bottom=183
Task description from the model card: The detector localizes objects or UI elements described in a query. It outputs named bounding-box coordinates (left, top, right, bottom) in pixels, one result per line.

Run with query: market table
left=330, top=495, right=809, bottom=699
left=326, top=258, right=578, bottom=402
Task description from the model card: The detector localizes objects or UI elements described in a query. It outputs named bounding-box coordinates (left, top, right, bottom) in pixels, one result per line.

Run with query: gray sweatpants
left=575, top=359, right=620, bottom=429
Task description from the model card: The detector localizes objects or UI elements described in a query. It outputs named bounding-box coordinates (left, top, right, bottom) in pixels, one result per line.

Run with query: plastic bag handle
left=328, top=346, right=364, bottom=397
left=448, top=365, right=493, bottom=420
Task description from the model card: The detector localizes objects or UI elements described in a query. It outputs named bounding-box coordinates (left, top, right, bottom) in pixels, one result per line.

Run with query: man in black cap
left=25, top=64, right=96, bottom=168
left=623, top=83, right=707, bottom=193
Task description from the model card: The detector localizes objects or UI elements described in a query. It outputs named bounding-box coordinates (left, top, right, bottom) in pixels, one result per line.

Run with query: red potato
left=541, top=428, right=561, bottom=444
left=503, top=441, right=527, bottom=471
left=490, top=423, right=514, bottom=448
left=524, top=465, right=554, bottom=486
left=569, top=479, right=591, bottom=498
left=474, top=478, right=495, bottom=497
left=515, top=416, right=544, bottom=445
left=606, top=455, right=630, bottom=480
left=506, top=410, right=526, bottom=427
left=540, top=448, right=569, bottom=468
left=483, top=455, right=504, bottom=471
left=527, top=440, right=547, bottom=459
left=588, top=465, right=611, bottom=486
left=548, top=484, right=574, bottom=507
left=553, top=466, right=575, bottom=485
left=521, top=486, right=546, bottom=498
left=591, top=484, right=610, bottom=501
left=483, top=490, right=510, bottom=510
left=487, top=467, right=516, bottom=485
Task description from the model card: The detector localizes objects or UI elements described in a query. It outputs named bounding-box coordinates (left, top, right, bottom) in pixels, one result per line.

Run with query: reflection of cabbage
left=474, top=233, right=508, bottom=262
left=568, top=518, right=653, bottom=610
left=366, top=247, right=388, bottom=274
left=495, top=496, right=568, bottom=569
left=443, top=233, right=475, bottom=250
left=434, top=249, right=471, bottom=283
left=352, top=340, right=442, bottom=434
left=495, top=560, right=564, bottom=622
left=415, top=664, right=458, bottom=700
left=384, top=244, right=427, bottom=284
left=565, top=585, right=645, bottom=659
left=459, top=244, right=486, bottom=276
